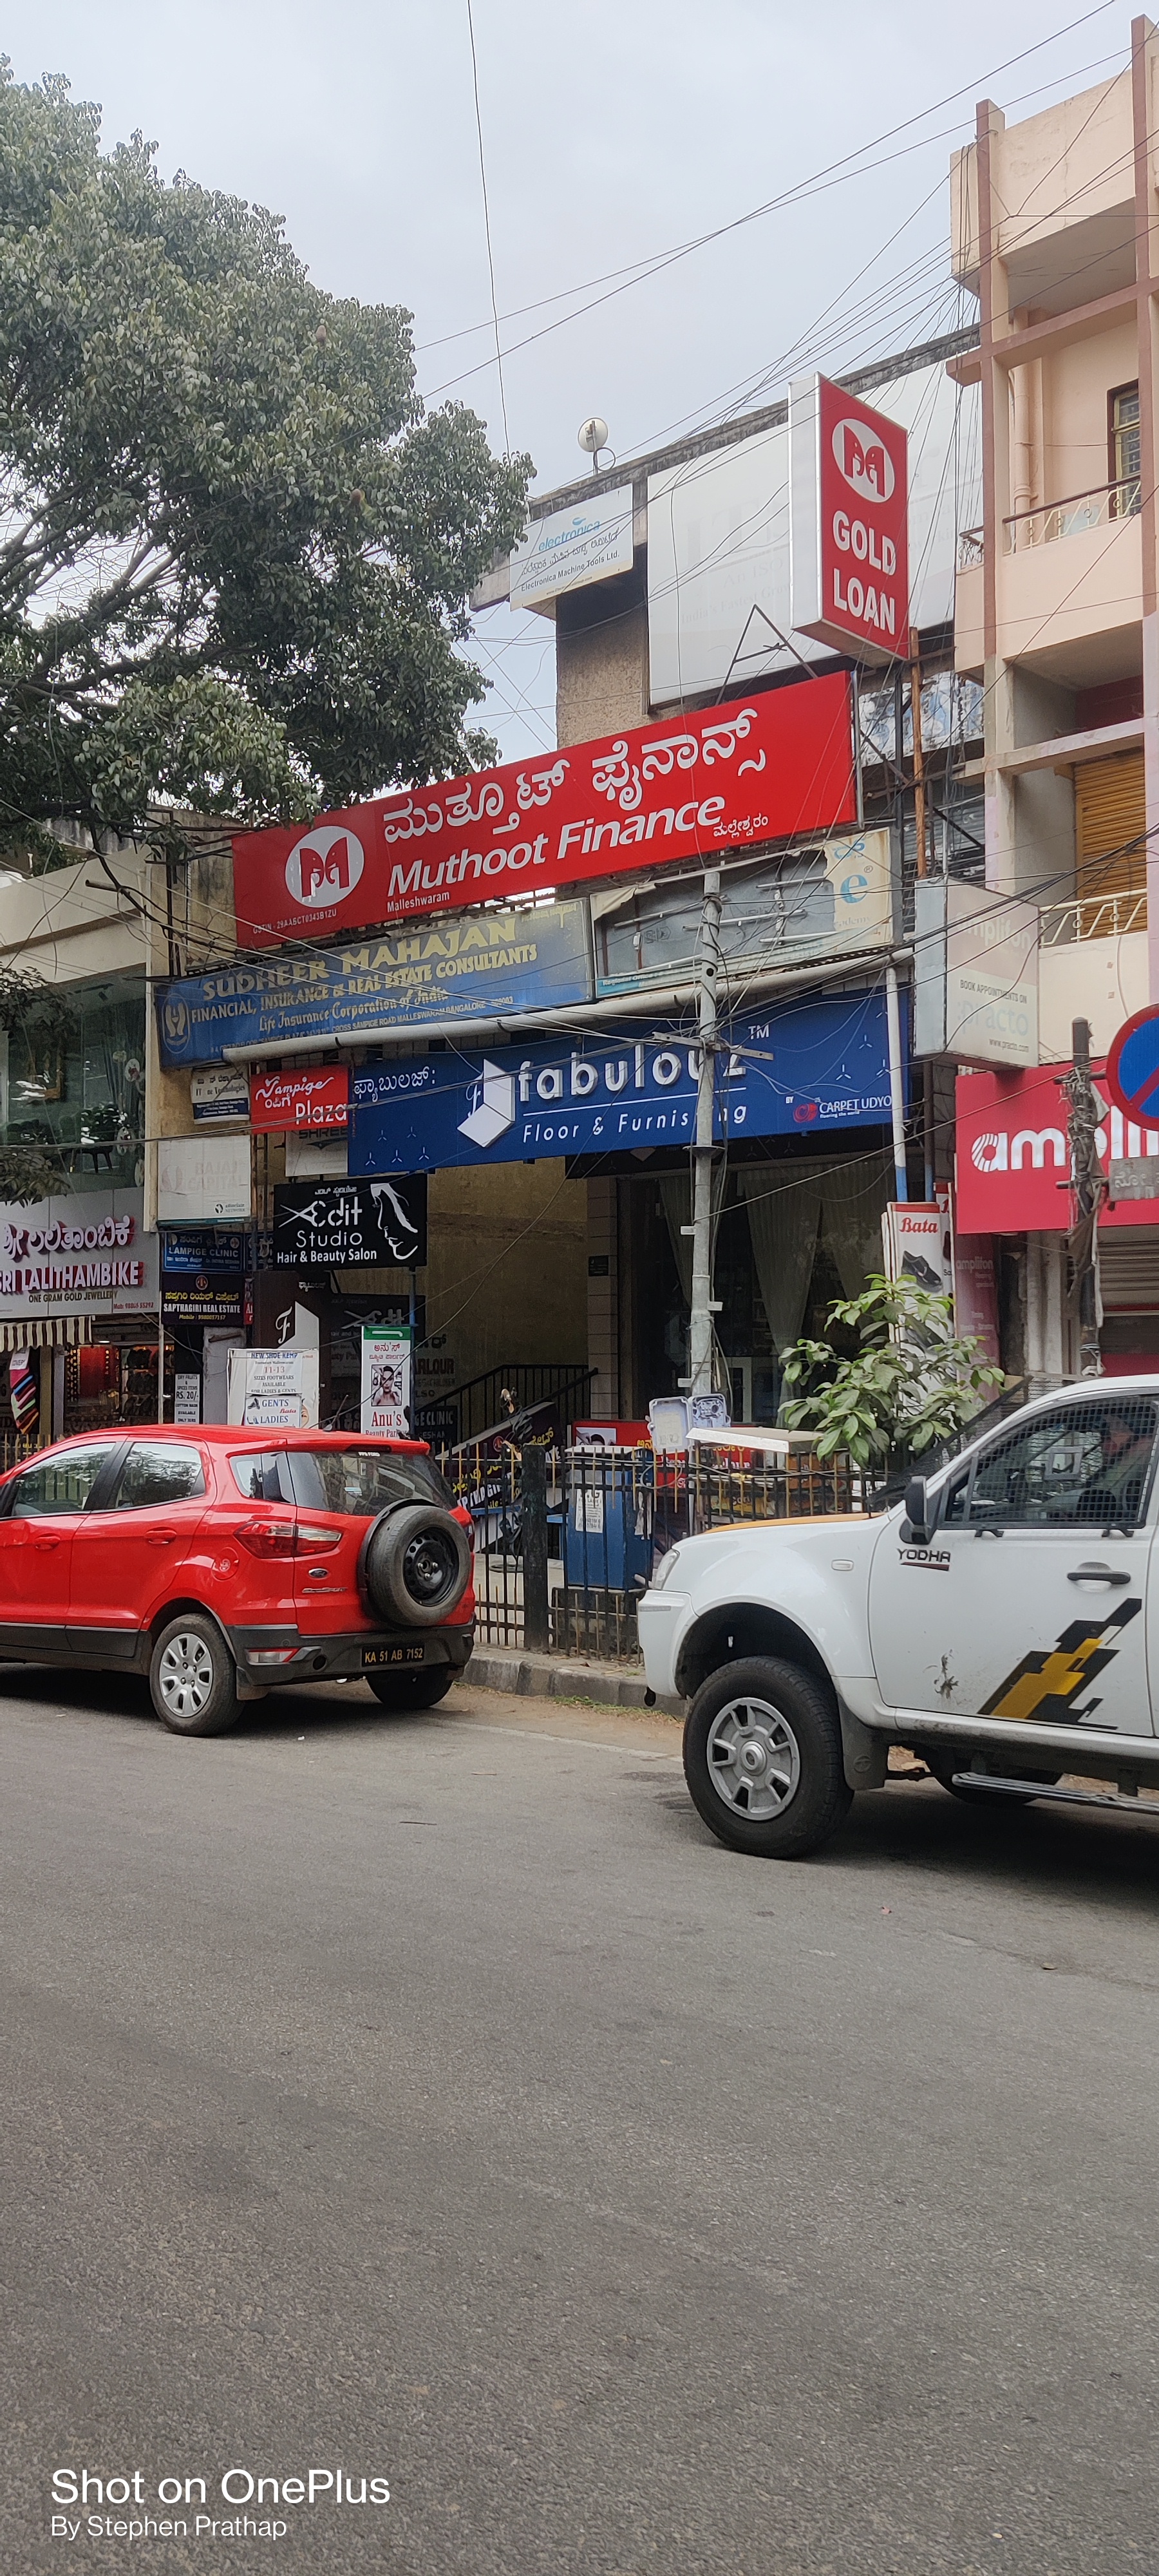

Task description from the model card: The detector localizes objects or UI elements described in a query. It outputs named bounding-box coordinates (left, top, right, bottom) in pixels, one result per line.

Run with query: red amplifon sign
left=956, top=1064, right=1159, bottom=1232
left=789, top=374, right=909, bottom=665
left=249, top=1068, right=350, bottom=1132
left=231, top=672, right=858, bottom=947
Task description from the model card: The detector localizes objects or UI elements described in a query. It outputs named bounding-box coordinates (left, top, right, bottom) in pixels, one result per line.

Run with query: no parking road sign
left=1106, top=1007, right=1159, bottom=1126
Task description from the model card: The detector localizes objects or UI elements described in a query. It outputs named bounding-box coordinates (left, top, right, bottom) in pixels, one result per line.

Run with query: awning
left=0, top=1315, right=94, bottom=1353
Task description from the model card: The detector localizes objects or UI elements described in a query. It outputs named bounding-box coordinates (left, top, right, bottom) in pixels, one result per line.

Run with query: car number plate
left=362, top=1644, right=426, bottom=1669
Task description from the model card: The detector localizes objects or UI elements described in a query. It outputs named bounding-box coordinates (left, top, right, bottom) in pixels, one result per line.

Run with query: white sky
left=6, top=0, right=1135, bottom=765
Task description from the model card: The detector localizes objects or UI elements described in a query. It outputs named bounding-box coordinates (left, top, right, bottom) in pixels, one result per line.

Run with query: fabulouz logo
left=50, top=2463, right=391, bottom=2543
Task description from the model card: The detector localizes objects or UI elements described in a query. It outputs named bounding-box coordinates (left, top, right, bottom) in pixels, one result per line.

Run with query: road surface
left=4, top=1663, right=1159, bottom=2573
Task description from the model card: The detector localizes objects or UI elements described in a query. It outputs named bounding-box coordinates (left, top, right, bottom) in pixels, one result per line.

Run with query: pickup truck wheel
left=365, top=1666, right=455, bottom=1712
left=149, top=1614, right=240, bottom=1738
left=684, top=1656, right=852, bottom=1859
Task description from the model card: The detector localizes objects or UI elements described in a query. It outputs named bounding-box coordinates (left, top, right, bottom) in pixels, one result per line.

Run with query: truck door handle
left=1068, top=1563, right=1131, bottom=1585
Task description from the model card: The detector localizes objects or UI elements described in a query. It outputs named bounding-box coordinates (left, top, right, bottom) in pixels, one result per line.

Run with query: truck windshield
left=285, top=1447, right=451, bottom=1517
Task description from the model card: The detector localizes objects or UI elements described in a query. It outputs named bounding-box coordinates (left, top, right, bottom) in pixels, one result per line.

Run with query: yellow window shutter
left=1074, top=750, right=1145, bottom=900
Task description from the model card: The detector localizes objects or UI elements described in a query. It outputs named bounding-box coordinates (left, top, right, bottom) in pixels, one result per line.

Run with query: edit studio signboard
left=272, top=1176, right=428, bottom=1270
left=229, top=673, right=858, bottom=945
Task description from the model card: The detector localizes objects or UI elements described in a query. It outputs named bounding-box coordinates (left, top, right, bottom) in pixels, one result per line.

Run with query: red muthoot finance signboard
left=232, top=670, right=857, bottom=947
left=789, top=374, right=909, bottom=666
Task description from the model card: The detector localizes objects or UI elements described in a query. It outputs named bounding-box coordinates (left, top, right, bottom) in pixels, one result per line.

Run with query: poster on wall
left=361, top=1323, right=413, bottom=1436
left=226, top=1346, right=320, bottom=1428
left=156, top=1133, right=252, bottom=1224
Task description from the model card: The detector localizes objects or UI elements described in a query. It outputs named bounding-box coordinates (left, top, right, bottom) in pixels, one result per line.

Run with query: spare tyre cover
left=361, top=1504, right=471, bottom=1628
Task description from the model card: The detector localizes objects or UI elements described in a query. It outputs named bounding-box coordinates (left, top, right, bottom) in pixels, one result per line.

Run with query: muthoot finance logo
left=286, top=825, right=365, bottom=909
left=832, top=418, right=896, bottom=504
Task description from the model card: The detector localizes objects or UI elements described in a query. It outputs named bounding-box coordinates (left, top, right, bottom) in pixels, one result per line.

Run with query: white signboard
left=157, top=1132, right=252, bottom=1224
left=882, top=1199, right=954, bottom=1298
left=361, top=1323, right=412, bottom=1437
left=509, top=486, right=635, bottom=609
left=646, top=361, right=977, bottom=701
left=227, top=1345, right=319, bottom=1428
left=914, top=881, right=1039, bottom=1068
left=173, top=1370, right=202, bottom=1424
left=191, top=1068, right=250, bottom=1124
left=0, top=1187, right=157, bottom=1321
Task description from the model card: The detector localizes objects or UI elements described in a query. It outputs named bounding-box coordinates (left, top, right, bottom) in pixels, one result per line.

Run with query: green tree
left=779, top=1272, right=1005, bottom=1470
left=0, top=64, right=532, bottom=866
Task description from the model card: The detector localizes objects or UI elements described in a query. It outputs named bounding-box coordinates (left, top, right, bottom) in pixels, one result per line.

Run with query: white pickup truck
left=638, top=1378, right=1159, bottom=1857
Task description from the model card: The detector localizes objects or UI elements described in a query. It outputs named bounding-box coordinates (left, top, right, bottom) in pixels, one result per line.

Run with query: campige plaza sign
left=231, top=672, right=857, bottom=944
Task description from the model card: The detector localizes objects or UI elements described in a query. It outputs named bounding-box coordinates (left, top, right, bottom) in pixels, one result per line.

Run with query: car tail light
left=236, top=1519, right=345, bottom=1558
left=236, top=1519, right=298, bottom=1558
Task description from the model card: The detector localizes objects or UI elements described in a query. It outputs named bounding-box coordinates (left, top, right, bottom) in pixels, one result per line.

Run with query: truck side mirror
left=902, top=1475, right=930, bottom=1546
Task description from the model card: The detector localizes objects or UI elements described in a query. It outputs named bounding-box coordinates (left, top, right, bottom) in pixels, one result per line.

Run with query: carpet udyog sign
left=156, top=903, right=593, bottom=1066
left=231, top=674, right=858, bottom=945
left=789, top=374, right=909, bottom=665
left=350, top=991, right=901, bottom=1175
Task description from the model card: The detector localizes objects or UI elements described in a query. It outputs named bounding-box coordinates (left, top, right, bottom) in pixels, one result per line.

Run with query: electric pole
left=1063, top=1015, right=1104, bottom=1379
left=684, top=866, right=723, bottom=1401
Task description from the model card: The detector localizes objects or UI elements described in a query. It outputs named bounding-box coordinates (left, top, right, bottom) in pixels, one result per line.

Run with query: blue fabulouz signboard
left=349, top=990, right=904, bottom=1175
left=155, top=902, right=593, bottom=1065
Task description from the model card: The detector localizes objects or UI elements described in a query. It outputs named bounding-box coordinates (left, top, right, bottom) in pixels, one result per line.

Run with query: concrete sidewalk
left=464, top=1643, right=684, bottom=1719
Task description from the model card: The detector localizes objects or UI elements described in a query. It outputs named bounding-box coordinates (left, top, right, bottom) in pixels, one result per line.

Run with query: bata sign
left=789, top=374, right=909, bottom=665
left=232, top=673, right=857, bottom=945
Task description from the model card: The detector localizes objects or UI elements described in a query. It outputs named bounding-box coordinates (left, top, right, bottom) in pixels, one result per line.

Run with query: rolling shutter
left=1098, top=1228, right=1159, bottom=1311
left=1075, top=750, right=1145, bottom=900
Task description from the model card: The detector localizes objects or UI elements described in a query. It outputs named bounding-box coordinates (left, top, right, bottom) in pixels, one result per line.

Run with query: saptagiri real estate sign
left=231, top=673, right=857, bottom=946
left=789, top=374, right=909, bottom=665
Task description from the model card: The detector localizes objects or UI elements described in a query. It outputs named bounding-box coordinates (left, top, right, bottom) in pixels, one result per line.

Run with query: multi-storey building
left=951, top=21, right=1159, bottom=1380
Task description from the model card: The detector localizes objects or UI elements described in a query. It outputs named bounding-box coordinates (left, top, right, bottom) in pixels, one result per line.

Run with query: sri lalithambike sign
left=0, top=1190, right=157, bottom=1316
left=232, top=672, right=857, bottom=947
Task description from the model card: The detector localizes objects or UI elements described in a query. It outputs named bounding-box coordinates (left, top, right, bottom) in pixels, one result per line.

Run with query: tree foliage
left=779, top=1273, right=1005, bottom=1468
left=0, top=64, right=532, bottom=863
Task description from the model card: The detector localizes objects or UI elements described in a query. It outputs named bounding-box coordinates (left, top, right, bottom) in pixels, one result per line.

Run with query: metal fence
left=437, top=1435, right=861, bottom=1664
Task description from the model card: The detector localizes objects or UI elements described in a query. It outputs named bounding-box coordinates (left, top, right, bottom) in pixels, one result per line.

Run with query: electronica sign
left=1105, top=1007, right=1159, bottom=1125
left=789, top=373, right=909, bottom=665
left=231, top=673, right=858, bottom=945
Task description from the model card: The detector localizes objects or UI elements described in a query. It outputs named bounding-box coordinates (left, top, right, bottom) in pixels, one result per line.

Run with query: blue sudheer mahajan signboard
left=155, top=902, right=593, bottom=1065
left=348, top=990, right=903, bottom=1175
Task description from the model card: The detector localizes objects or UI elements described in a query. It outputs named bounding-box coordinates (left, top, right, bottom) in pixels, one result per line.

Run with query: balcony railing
left=957, top=526, right=985, bottom=570
left=1040, top=888, right=1147, bottom=945
left=1003, top=477, right=1140, bottom=552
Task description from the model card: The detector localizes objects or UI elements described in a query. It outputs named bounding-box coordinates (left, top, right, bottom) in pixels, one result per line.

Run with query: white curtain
left=818, top=1151, right=894, bottom=1298
left=739, top=1168, right=824, bottom=1356
left=658, top=1173, right=693, bottom=1308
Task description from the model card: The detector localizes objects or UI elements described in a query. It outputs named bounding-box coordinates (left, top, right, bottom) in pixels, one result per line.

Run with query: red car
left=0, top=1426, right=474, bottom=1736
